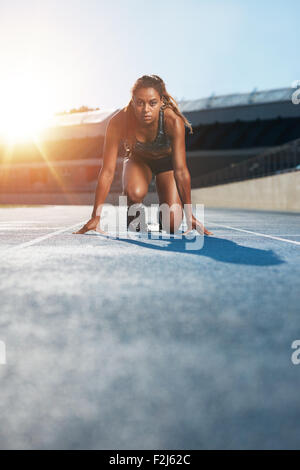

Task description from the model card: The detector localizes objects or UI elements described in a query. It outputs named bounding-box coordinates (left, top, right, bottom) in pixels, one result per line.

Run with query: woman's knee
left=123, top=185, right=147, bottom=204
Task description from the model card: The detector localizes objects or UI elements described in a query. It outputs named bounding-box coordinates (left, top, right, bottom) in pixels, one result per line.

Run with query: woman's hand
left=182, top=215, right=214, bottom=236
left=72, top=216, right=109, bottom=235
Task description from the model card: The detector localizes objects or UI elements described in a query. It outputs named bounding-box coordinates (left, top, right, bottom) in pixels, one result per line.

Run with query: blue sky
left=0, top=0, right=299, bottom=112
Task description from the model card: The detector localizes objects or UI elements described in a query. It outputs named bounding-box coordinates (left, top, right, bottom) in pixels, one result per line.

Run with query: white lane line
left=0, top=221, right=43, bottom=224
left=0, top=227, right=72, bottom=230
left=208, top=222, right=300, bottom=246
left=4, top=220, right=87, bottom=251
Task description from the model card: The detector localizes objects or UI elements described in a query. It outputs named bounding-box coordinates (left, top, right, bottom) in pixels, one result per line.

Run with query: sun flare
left=0, top=74, right=56, bottom=144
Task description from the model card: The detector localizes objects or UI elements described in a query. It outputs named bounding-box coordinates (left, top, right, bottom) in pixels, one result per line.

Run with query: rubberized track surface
left=0, top=205, right=300, bottom=449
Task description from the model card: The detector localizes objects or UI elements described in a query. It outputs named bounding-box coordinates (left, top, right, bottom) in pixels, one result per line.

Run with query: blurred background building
left=1, top=87, right=300, bottom=207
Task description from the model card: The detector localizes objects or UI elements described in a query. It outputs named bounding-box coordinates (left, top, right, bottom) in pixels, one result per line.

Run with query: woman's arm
left=73, top=114, right=121, bottom=235
left=170, top=116, right=193, bottom=218
left=91, top=115, right=121, bottom=218
left=170, top=116, right=213, bottom=235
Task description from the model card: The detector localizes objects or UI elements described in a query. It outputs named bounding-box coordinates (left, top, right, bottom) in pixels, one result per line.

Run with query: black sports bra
left=124, top=107, right=172, bottom=160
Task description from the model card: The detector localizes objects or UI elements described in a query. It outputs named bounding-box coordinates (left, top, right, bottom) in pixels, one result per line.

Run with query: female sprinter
left=73, top=74, right=213, bottom=236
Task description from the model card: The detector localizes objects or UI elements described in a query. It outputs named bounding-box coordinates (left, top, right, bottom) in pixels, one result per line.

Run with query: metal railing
left=191, top=138, right=300, bottom=188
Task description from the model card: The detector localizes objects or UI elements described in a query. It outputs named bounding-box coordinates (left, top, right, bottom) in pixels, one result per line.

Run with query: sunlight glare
left=0, top=74, right=56, bottom=144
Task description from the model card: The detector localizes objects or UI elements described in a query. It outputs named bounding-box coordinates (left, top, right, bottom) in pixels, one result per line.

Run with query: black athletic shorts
left=125, top=154, right=174, bottom=176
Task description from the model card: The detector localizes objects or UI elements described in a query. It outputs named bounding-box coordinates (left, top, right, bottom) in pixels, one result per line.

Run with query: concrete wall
left=191, top=171, right=300, bottom=212
left=1, top=172, right=299, bottom=213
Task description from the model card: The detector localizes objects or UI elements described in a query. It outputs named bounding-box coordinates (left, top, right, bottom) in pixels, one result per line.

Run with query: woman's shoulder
left=163, top=106, right=183, bottom=138
left=107, top=108, right=127, bottom=140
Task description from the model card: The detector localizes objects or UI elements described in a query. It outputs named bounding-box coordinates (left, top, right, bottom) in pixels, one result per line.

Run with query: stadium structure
left=0, top=87, right=300, bottom=206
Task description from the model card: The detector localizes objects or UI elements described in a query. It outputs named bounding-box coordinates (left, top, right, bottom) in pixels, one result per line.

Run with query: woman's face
left=132, top=87, right=163, bottom=125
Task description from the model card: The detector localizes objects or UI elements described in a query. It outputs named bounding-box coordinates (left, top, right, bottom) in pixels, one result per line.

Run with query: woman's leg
left=155, top=170, right=184, bottom=233
left=122, top=157, right=153, bottom=230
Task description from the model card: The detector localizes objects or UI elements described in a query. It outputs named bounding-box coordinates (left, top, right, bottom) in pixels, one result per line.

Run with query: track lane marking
left=208, top=222, right=300, bottom=246
left=4, top=220, right=87, bottom=251
left=2, top=218, right=300, bottom=253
